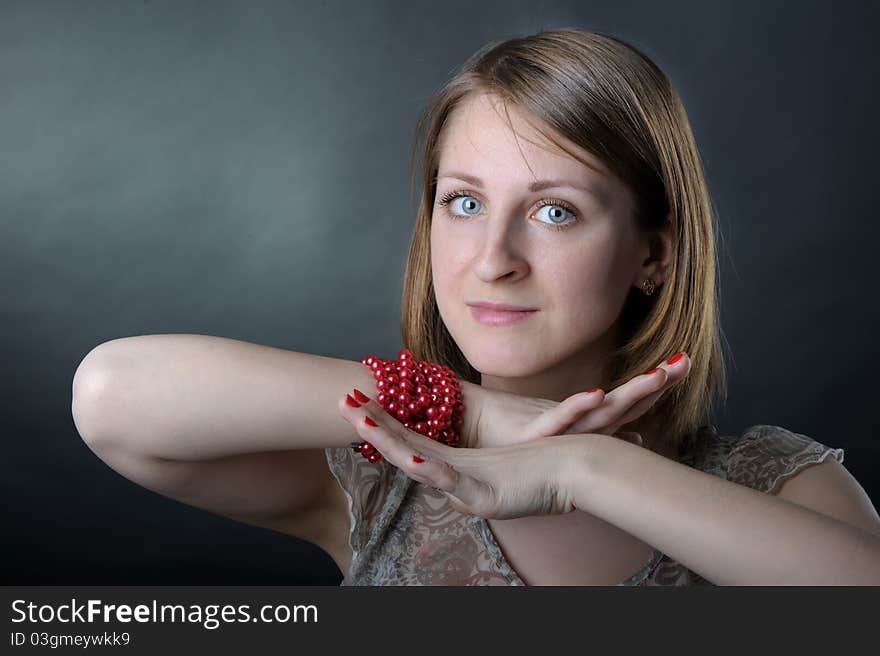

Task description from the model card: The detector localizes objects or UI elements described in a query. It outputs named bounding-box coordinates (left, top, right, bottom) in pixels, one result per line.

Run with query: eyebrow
left=436, top=171, right=601, bottom=196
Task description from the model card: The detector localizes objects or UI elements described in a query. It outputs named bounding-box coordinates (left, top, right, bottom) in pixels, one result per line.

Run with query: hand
left=465, top=351, right=691, bottom=449
left=338, top=391, right=592, bottom=520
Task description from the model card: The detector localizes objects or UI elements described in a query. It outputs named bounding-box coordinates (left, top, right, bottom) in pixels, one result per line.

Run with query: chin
left=459, top=341, right=550, bottom=379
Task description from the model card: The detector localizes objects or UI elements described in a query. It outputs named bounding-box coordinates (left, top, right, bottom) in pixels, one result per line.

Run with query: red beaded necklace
left=350, top=348, right=464, bottom=463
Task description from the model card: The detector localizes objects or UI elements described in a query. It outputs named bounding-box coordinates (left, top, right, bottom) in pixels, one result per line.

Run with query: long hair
left=400, top=28, right=728, bottom=457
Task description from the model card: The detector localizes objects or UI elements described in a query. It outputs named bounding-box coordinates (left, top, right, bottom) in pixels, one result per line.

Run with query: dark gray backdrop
left=2, top=0, right=877, bottom=584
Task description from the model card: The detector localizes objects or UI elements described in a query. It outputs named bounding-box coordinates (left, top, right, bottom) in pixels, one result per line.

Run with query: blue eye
left=435, top=190, right=580, bottom=231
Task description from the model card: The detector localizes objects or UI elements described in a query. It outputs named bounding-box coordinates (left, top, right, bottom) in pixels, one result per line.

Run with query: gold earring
left=642, top=278, right=655, bottom=296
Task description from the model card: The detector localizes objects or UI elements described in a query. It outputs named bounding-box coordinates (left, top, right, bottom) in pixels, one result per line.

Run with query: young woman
left=72, top=28, right=880, bottom=586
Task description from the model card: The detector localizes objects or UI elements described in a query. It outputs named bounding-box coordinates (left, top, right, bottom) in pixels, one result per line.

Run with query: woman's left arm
left=565, top=435, right=880, bottom=585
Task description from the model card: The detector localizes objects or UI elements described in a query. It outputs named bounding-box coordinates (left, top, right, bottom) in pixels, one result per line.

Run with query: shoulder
left=725, top=424, right=844, bottom=494
left=726, top=424, right=880, bottom=538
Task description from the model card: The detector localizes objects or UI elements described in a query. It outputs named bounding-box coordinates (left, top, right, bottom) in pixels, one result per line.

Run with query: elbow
left=71, top=345, right=125, bottom=449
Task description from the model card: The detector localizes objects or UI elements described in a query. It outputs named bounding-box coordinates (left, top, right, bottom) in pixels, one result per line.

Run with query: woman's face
left=430, top=93, right=657, bottom=399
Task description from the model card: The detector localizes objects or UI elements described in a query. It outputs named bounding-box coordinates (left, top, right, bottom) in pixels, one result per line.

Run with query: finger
left=529, top=388, right=606, bottom=438
left=566, top=367, right=668, bottom=434
left=603, top=353, right=692, bottom=433
left=353, top=407, right=484, bottom=509
left=350, top=411, right=415, bottom=470
left=342, top=389, right=451, bottom=461
left=604, top=388, right=666, bottom=435
left=567, top=352, right=691, bottom=435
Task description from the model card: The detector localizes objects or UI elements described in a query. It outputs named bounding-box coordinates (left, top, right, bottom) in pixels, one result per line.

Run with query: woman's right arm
left=70, top=333, right=380, bottom=565
left=72, top=334, right=377, bottom=458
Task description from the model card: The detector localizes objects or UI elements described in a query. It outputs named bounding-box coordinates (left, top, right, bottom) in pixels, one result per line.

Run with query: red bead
left=359, top=351, right=464, bottom=452
left=367, top=452, right=382, bottom=464
left=361, top=442, right=375, bottom=455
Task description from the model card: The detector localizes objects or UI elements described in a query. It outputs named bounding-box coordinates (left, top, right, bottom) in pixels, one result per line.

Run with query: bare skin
left=415, top=91, right=676, bottom=584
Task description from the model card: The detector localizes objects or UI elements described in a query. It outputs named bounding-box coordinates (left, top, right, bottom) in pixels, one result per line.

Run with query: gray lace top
left=324, top=424, right=845, bottom=586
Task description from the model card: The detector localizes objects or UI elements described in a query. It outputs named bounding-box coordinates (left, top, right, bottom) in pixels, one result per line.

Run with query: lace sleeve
left=323, top=447, right=395, bottom=561
left=726, top=424, right=845, bottom=495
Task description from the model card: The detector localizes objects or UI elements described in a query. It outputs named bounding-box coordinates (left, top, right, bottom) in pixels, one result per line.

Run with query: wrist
left=560, top=434, right=606, bottom=514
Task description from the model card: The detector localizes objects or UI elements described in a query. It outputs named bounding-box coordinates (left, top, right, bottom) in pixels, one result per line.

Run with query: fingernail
left=666, top=352, right=684, bottom=365
left=353, top=388, right=371, bottom=403
left=644, top=368, right=659, bottom=376
left=412, top=455, right=424, bottom=463
left=586, top=388, right=603, bottom=394
left=345, top=394, right=361, bottom=408
left=364, top=416, right=378, bottom=427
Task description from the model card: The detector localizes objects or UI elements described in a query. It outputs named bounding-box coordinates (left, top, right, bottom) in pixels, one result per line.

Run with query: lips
left=468, top=304, right=537, bottom=326
left=467, top=301, right=537, bottom=312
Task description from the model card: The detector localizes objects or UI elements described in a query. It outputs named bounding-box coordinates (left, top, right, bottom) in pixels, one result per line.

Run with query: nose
left=471, top=213, right=531, bottom=283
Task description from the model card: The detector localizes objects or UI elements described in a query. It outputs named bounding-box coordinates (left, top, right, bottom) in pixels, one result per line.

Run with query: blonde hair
left=400, top=28, right=727, bottom=457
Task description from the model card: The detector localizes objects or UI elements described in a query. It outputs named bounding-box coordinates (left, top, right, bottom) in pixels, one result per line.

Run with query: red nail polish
left=353, top=388, right=371, bottom=403
left=666, top=352, right=684, bottom=365
left=587, top=388, right=602, bottom=394
left=345, top=394, right=361, bottom=407
left=644, top=368, right=659, bottom=376
left=412, top=455, right=424, bottom=463
left=364, top=416, right=378, bottom=427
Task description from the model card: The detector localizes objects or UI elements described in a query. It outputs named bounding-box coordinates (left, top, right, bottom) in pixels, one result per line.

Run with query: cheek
left=430, top=220, right=459, bottom=302
left=430, top=215, right=468, bottom=266
left=543, top=239, right=632, bottom=323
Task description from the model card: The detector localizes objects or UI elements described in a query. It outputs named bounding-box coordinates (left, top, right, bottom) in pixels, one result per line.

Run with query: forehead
left=437, top=93, right=611, bottom=182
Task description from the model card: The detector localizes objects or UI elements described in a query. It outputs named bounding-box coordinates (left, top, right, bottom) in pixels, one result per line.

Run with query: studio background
left=3, top=0, right=877, bottom=584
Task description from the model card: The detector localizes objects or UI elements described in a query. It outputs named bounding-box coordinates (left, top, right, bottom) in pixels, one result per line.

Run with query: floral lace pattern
left=324, top=424, right=845, bottom=586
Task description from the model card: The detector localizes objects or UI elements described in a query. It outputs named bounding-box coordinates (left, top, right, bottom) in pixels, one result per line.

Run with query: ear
left=634, top=214, right=674, bottom=289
